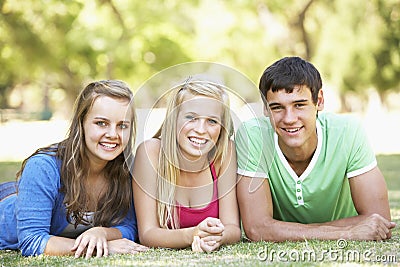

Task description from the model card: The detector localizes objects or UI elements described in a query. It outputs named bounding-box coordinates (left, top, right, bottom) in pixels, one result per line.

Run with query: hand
left=71, top=227, right=108, bottom=259
left=193, top=217, right=224, bottom=252
left=347, top=213, right=396, bottom=241
left=191, top=236, right=203, bottom=252
left=108, top=238, right=148, bottom=255
left=196, top=217, right=224, bottom=238
left=191, top=234, right=221, bottom=253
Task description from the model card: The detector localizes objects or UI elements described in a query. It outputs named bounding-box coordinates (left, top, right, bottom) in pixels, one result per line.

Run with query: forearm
left=313, top=214, right=369, bottom=227
left=101, top=227, right=123, bottom=240
left=222, top=224, right=242, bottom=245
left=44, top=236, right=76, bottom=256
left=246, top=218, right=349, bottom=242
left=140, top=227, right=196, bottom=248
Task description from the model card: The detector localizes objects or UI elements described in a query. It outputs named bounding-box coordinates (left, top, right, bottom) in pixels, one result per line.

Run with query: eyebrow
left=184, top=112, right=221, bottom=120
left=268, top=99, right=309, bottom=107
left=94, top=116, right=131, bottom=123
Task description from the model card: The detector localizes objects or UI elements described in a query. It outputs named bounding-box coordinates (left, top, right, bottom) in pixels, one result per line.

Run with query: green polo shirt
left=236, top=112, right=377, bottom=223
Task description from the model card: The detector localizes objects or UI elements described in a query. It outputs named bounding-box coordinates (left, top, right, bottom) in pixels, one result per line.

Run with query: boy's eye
left=270, top=106, right=283, bottom=111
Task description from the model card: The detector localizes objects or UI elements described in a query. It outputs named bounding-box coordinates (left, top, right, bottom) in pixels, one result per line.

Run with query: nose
left=194, top=118, right=207, bottom=134
left=282, top=108, right=297, bottom=124
left=105, top=126, right=118, bottom=138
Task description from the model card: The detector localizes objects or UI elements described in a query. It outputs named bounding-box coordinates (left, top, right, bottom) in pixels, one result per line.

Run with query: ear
left=317, top=89, right=324, bottom=111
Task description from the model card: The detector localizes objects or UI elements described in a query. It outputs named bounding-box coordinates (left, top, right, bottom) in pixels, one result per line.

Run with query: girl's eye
left=208, top=119, right=218, bottom=125
left=96, top=121, right=107, bottom=126
left=185, top=115, right=196, bottom=121
left=119, top=123, right=129, bottom=129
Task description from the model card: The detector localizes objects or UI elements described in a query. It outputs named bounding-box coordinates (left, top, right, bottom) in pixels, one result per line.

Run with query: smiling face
left=83, top=96, right=133, bottom=168
left=176, top=94, right=223, bottom=162
left=266, top=86, right=324, bottom=156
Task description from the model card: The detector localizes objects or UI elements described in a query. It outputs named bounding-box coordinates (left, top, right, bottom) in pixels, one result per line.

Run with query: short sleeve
left=235, top=118, right=275, bottom=178
left=345, top=116, right=377, bottom=178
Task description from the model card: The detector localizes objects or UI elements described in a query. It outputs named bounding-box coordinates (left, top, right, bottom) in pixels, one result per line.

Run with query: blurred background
left=0, top=0, right=399, bottom=165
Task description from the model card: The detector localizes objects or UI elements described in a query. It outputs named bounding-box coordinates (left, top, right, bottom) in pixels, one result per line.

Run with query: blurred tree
left=0, top=0, right=399, bottom=116
left=372, top=0, right=400, bottom=105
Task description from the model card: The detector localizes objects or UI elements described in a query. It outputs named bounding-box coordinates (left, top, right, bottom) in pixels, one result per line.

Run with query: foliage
left=0, top=0, right=399, bottom=115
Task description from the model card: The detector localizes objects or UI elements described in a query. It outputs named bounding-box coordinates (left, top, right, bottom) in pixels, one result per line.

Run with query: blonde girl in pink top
left=132, top=80, right=241, bottom=252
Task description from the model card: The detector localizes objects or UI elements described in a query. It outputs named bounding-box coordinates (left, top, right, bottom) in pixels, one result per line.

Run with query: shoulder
left=319, top=112, right=362, bottom=129
left=235, top=117, right=274, bottom=150
left=24, top=153, right=60, bottom=171
left=318, top=112, right=366, bottom=140
left=19, top=153, right=61, bottom=189
left=135, top=138, right=161, bottom=165
left=237, top=116, right=271, bottom=131
left=236, top=117, right=271, bottom=141
left=136, top=138, right=161, bottom=155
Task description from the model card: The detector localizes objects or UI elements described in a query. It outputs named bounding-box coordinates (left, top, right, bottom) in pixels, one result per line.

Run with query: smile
left=283, top=127, right=302, bottom=133
left=100, top=142, right=118, bottom=149
left=188, top=137, right=207, bottom=145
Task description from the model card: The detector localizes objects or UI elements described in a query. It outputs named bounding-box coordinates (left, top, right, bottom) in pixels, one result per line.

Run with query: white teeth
left=189, top=137, right=206, bottom=144
left=102, top=143, right=117, bottom=148
left=285, top=128, right=300, bottom=133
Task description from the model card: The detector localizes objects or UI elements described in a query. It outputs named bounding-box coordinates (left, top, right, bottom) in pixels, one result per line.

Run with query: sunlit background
left=0, top=0, right=399, bottom=161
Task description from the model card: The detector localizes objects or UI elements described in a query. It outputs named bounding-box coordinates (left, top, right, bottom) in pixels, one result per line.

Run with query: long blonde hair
left=17, top=80, right=137, bottom=227
left=153, top=80, right=232, bottom=229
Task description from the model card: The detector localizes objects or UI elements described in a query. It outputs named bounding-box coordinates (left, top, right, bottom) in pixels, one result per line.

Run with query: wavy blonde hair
left=17, top=80, right=136, bottom=227
left=153, top=80, right=232, bottom=229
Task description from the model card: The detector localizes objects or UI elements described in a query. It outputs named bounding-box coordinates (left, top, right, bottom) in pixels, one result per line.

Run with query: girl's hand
left=108, top=238, right=148, bottom=255
left=196, top=217, right=224, bottom=237
left=71, top=227, right=108, bottom=259
left=193, top=217, right=224, bottom=252
left=191, top=235, right=203, bottom=252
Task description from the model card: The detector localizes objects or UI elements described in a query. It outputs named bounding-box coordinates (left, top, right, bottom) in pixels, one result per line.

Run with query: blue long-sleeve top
left=0, top=153, right=138, bottom=256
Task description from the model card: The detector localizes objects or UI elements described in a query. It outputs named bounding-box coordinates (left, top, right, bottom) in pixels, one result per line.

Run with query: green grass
left=0, top=161, right=21, bottom=183
left=1, top=155, right=400, bottom=266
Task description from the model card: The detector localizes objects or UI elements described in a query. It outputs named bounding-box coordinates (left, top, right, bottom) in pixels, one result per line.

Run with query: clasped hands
left=191, top=217, right=224, bottom=253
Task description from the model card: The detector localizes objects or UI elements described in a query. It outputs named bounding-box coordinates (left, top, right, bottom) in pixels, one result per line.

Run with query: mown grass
left=1, top=154, right=399, bottom=266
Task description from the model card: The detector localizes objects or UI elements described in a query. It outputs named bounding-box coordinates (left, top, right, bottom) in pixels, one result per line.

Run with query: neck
left=279, top=136, right=317, bottom=177
left=178, top=154, right=209, bottom=173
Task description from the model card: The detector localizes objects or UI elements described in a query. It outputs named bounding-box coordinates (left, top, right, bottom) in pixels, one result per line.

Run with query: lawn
left=1, top=154, right=399, bottom=266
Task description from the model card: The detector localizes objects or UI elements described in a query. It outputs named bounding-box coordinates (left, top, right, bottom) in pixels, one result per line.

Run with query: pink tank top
left=176, top=163, right=219, bottom=228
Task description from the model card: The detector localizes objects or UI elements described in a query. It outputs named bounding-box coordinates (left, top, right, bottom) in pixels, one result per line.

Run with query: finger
left=85, top=241, right=96, bottom=259
left=74, top=239, right=88, bottom=258
left=96, top=241, right=104, bottom=258
left=134, top=244, right=148, bottom=252
left=200, top=239, right=219, bottom=253
left=207, top=218, right=220, bottom=226
left=201, top=235, right=223, bottom=243
left=72, top=235, right=83, bottom=251
left=205, top=226, right=224, bottom=235
left=191, top=236, right=203, bottom=252
left=103, top=241, right=109, bottom=257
